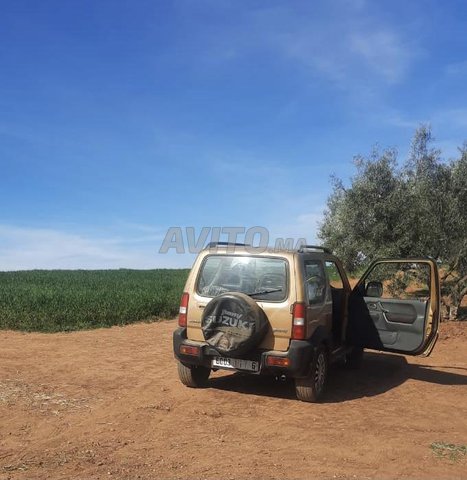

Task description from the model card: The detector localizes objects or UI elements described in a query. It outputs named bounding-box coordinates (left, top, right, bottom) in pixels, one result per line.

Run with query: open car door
left=348, top=258, right=440, bottom=357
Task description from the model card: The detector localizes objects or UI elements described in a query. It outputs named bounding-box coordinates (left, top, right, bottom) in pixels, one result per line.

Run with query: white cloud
left=349, top=30, right=413, bottom=84
left=0, top=206, right=328, bottom=271
left=445, top=60, right=467, bottom=77
left=432, top=139, right=464, bottom=161
left=199, top=4, right=418, bottom=90
left=372, top=106, right=427, bottom=130
left=267, top=208, right=325, bottom=246
left=379, top=106, right=467, bottom=135
left=436, top=108, right=467, bottom=129
left=0, top=224, right=194, bottom=270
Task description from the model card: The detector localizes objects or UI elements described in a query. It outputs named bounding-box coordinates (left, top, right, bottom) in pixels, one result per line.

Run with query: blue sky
left=1, top=0, right=467, bottom=269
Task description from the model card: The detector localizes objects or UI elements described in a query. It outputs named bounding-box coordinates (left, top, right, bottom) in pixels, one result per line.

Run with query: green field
left=0, top=269, right=189, bottom=332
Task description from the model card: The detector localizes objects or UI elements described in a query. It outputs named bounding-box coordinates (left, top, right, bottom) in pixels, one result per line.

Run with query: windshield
left=197, top=255, right=288, bottom=302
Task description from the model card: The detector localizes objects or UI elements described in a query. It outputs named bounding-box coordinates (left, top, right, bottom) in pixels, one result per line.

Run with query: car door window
left=325, top=261, right=344, bottom=289
left=325, top=261, right=346, bottom=342
left=364, top=262, right=430, bottom=300
left=305, top=260, right=326, bottom=305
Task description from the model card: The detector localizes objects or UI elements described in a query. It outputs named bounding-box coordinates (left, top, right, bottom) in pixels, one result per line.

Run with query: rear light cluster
left=292, top=302, right=306, bottom=340
left=265, top=356, right=290, bottom=367
left=180, top=345, right=200, bottom=356
left=178, top=292, right=189, bottom=327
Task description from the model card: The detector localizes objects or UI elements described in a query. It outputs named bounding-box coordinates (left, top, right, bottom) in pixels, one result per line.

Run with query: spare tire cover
left=201, top=292, right=269, bottom=357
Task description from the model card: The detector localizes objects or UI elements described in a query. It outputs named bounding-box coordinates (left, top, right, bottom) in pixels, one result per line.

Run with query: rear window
left=197, top=255, right=288, bottom=302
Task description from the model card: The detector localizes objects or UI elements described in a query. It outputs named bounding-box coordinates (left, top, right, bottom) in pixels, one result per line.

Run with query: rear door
left=349, top=258, right=440, bottom=356
left=187, top=253, right=292, bottom=351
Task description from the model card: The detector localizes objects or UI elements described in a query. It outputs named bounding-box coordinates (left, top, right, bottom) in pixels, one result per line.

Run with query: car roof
left=199, top=244, right=336, bottom=262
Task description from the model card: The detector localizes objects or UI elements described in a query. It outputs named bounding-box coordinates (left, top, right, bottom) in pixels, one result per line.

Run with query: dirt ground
left=0, top=321, right=466, bottom=480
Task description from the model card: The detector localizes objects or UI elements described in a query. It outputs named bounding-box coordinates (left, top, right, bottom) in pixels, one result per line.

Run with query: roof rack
left=205, top=242, right=251, bottom=249
left=297, top=245, right=332, bottom=254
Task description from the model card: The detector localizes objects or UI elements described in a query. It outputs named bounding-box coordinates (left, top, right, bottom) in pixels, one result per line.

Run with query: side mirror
left=366, top=281, right=383, bottom=297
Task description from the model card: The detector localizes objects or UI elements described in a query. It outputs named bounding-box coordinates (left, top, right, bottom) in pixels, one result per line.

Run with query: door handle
left=378, top=302, right=389, bottom=313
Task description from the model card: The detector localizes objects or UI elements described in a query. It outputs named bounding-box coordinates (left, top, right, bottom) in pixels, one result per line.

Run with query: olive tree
left=318, top=126, right=466, bottom=319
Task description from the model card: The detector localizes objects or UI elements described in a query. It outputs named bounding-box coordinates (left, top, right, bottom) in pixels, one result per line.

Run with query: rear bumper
left=173, top=327, right=316, bottom=378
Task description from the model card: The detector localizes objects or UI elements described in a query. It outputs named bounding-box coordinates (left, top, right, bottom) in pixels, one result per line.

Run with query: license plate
left=212, top=356, right=259, bottom=372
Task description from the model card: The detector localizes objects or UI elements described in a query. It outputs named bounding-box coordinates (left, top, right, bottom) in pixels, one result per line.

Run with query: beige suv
left=173, top=243, right=440, bottom=402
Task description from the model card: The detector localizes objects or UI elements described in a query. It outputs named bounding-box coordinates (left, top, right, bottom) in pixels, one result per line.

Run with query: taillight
left=180, top=345, right=200, bottom=356
left=266, top=356, right=291, bottom=367
left=292, top=302, right=306, bottom=340
left=178, top=292, right=189, bottom=327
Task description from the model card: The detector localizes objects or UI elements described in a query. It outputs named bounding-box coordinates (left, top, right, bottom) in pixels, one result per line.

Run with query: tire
left=345, top=346, right=364, bottom=370
left=201, top=292, right=269, bottom=357
left=295, top=346, right=328, bottom=402
left=177, top=362, right=211, bottom=388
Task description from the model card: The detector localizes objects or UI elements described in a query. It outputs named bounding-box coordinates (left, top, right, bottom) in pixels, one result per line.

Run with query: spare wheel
left=201, top=292, right=269, bottom=357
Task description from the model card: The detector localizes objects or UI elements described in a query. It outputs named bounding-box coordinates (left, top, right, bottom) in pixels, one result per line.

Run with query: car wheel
left=177, top=362, right=211, bottom=388
left=295, top=345, right=328, bottom=402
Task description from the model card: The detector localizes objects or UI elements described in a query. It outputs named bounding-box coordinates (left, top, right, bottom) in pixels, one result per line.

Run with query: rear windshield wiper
left=247, top=288, right=282, bottom=297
